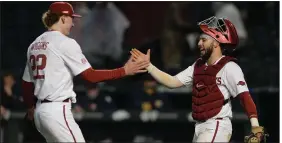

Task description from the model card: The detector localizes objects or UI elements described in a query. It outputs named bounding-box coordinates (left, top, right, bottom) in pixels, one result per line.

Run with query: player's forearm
left=81, top=67, right=126, bottom=83
left=22, top=80, right=35, bottom=108
left=146, top=63, right=180, bottom=88
left=238, top=91, right=260, bottom=126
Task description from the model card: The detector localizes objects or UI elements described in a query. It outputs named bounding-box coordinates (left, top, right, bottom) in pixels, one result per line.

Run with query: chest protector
left=192, top=56, right=237, bottom=121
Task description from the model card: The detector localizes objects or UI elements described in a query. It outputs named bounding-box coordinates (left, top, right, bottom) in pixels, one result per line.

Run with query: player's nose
left=197, top=42, right=202, bottom=49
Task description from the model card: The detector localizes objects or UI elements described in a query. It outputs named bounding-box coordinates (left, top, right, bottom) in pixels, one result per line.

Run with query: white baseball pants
left=192, top=117, right=232, bottom=142
left=34, top=101, right=85, bottom=142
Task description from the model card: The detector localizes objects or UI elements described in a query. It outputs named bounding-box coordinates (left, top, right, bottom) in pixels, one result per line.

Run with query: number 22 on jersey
left=30, top=54, right=47, bottom=79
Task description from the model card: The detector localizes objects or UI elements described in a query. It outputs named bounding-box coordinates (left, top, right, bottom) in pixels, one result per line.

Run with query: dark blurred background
left=0, top=1, right=279, bottom=143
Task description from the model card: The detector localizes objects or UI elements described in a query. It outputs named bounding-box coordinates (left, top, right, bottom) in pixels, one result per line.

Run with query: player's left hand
left=244, top=126, right=269, bottom=143
left=25, top=106, right=35, bottom=121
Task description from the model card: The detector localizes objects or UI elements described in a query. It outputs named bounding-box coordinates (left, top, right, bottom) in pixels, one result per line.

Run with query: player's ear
left=61, top=16, right=65, bottom=24
left=213, top=40, right=220, bottom=48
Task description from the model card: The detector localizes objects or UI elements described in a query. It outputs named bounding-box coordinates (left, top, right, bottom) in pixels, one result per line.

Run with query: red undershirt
left=22, top=67, right=126, bottom=108
left=238, top=91, right=258, bottom=118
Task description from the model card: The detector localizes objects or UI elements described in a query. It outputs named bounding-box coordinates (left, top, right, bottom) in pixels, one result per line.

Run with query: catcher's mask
left=198, top=16, right=239, bottom=51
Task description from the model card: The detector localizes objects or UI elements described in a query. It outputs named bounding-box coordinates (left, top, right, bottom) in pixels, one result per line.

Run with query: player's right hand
left=130, top=48, right=151, bottom=69
left=0, top=106, right=7, bottom=116
left=124, top=55, right=150, bottom=75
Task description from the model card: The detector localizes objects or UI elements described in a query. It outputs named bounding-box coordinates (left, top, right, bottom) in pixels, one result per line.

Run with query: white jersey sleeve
left=22, top=61, right=34, bottom=82
left=174, top=63, right=195, bottom=87
left=60, top=39, right=91, bottom=76
left=223, top=62, right=249, bottom=97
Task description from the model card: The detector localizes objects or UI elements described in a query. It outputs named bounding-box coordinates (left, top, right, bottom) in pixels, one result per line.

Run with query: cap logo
left=62, top=11, right=70, bottom=14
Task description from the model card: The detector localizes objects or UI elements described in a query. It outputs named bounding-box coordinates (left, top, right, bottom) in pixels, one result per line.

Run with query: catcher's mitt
left=244, top=126, right=269, bottom=143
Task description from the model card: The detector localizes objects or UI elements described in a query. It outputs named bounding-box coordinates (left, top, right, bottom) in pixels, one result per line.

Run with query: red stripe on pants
left=211, top=121, right=219, bottom=143
left=63, top=105, right=77, bottom=143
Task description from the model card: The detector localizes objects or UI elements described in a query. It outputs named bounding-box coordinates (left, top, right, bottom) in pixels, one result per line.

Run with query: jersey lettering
left=216, top=77, right=222, bottom=85
left=30, top=54, right=47, bottom=79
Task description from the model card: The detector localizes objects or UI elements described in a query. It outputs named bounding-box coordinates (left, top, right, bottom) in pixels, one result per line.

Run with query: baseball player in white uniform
left=21, top=2, right=149, bottom=142
left=130, top=16, right=266, bottom=142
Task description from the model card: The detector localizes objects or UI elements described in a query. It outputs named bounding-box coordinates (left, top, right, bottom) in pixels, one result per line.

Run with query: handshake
left=123, top=48, right=151, bottom=76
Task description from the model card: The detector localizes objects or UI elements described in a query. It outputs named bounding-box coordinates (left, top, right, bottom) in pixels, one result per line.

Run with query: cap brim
left=72, top=14, right=82, bottom=18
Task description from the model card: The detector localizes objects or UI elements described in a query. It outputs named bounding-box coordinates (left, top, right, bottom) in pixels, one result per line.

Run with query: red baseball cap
left=49, top=2, right=81, bottom=18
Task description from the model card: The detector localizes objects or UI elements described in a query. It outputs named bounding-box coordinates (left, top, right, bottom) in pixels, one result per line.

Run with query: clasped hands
left=123, top=48, right=151, bottom=75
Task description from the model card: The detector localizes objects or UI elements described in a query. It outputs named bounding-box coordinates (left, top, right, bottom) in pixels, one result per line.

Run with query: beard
left=200, top=43, right=214, bottom=61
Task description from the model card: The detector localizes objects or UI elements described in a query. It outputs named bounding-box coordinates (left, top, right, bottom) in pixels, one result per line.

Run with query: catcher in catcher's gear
left=130, top=16, right=269, bottom=142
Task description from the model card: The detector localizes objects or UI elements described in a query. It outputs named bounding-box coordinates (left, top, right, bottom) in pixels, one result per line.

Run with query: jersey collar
left=205, top=55, right=225, bottom=66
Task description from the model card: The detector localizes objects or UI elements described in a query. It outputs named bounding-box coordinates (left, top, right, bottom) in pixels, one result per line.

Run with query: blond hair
left=42, top=10, right=62, bottom=29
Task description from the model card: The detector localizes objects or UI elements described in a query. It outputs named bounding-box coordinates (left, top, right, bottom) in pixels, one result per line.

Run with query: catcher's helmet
left=198, top=16, right=239, bottom=48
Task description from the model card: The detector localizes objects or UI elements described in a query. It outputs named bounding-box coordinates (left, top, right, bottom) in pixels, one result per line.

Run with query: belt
left=196, top=117, right=224, bottom=122
left=41, top=98, right=70, bottom=103
left=223, top=98, right=230, bottom=105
